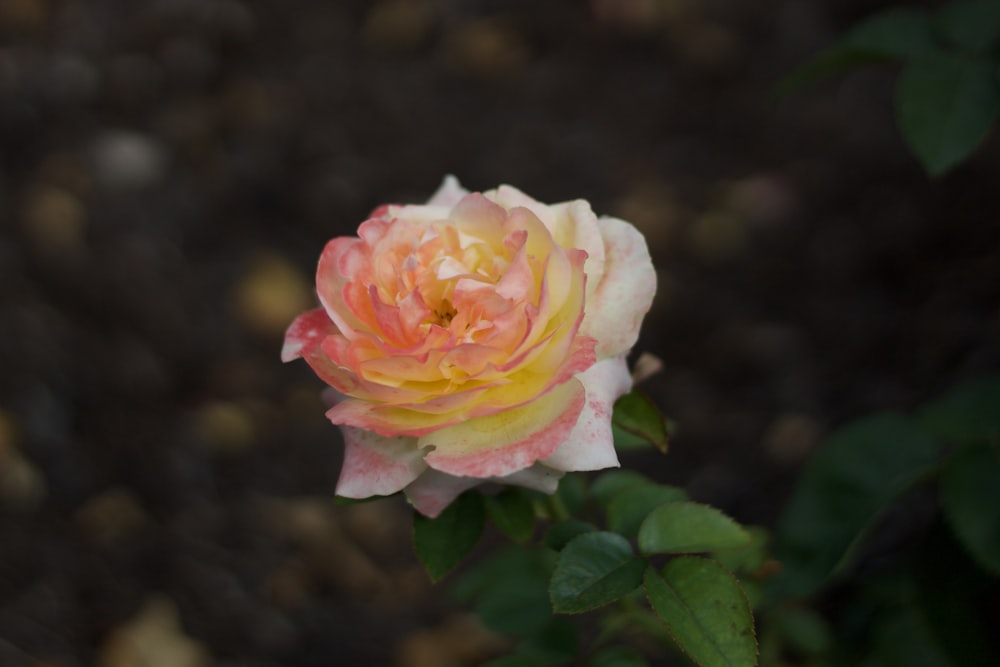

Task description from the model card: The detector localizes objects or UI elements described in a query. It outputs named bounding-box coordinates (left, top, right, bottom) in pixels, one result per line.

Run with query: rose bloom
left=283, top=177, right=656, bottom=517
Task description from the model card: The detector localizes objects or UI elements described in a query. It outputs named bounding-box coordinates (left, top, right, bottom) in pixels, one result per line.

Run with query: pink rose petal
left=282, top=307, right=335, bottom=362
left=336, top=427, right=427, bottom=498
left=420, top=378, right=586, bottom=478
left=542, top=355, right=632, bottom=472
left=404, top=469, right=481, bottom=518
left=501, top=464, right=563, bottom=494
left=426, top=175, right=469, bottom=207
left=582, top=216, right=657, bottom=359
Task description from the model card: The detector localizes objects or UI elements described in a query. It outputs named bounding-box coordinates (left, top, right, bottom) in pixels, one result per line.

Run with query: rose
left=283, top=177, right=656, bottom=517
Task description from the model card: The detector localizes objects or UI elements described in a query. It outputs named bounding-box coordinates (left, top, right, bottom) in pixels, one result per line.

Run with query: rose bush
left=283, top=177, right=656, bottom=517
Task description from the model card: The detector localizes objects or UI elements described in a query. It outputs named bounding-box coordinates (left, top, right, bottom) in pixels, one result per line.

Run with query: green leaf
left=556, top=472, right=589, bottom=516
left=412, top=491, right=484, bottom=581
left=895, top=54, right=1000, bottom=176
left=589, top=470, right=657, bottom=507
left=872, top=606, right=953, bottom=667
left=711, top=526, right=769, bottom=575
left=521, top=617, right=579, bottom=663
left=776, top=8, right=937, bottom=96
left=769, top=413, right=942, bottom=598
left=772, top=607, right=833, bottom=656
left=613, top=423, right=653, bottom=450
left=936, top=0, right=1000, bottom=53
left=485, top=488, right=536, bottom=544
left=917, top=375, right=1000, bottom=445
left=842, top=8, right=938, bottom=59
left=613, top=390, right=670, bottom=453
left=545, top=520, right=598, bottom=552
left=550, top=532, right=646, bottom=614
left=638, top=501, right=751, bottom=556
left=913, top=522, right=1000, bottom=667
left=588, top=645, right=651, bottom=667
left=607, top=483, right=688, bottom=538
left=644, top=559, right=757, bottom=667
left=452, top=546, right=556, bottom=638
left=941, top=445, right=1000, bottom=575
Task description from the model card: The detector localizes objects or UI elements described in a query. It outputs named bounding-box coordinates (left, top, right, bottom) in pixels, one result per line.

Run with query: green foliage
left=637, top=501, right=752, bottom=556
left=783, top=0, right=1000, bottom=175
left=605, top=483, right=688, bottom=538
left=917, top=375, right=1000, bottom=444
left=612, top=390, right=671, bottom=453
left=769, top=413, right=941, bottom=598
left=765, top=374, right=1000, bottom=666
left=544, top=519, right=598, bottom=551
left=769, top=606, right=833, bottom=657
left=413, top=491, right=484, bottom=581
left=485, top=488, right=536, bottom=544
left=941, top=444, right=1000, bottom=575
left=895, top=54, right=1000, bottom=175
left=550, top=532, right=646, bottom=614
left=644, top=559, right=757, bottom=667
left=937, top=0, right=1000, bottom=53
left=588, top=470, right=657, bottom=506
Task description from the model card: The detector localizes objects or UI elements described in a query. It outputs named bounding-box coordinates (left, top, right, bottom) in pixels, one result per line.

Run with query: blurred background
left=1, top=0, right=998, bottom=665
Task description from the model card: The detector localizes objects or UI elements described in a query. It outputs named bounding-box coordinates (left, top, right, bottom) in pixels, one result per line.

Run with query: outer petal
left=548, top=200, right=607, bottom=301
left=500, top=464, right=563, bottom=494
left=542, top=356, right=632, bottom=472
left=420, top=378, right=585, bottom=478
left=404, top=469, right=482, bottom=518
left=426, top=175, right=469, bottom=207
left=282, top=307, right=336, bottom=362
left=582, top=217, right=657, bottom=359
left=335, top=427, right=427, bottom=498
left=486, top=185, right=556, bottom=227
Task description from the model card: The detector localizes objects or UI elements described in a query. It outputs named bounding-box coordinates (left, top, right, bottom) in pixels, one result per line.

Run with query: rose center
left=431, top=300, right=457, bottom=327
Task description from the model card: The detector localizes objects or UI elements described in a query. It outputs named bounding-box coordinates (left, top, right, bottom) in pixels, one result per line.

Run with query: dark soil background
left=2, top=0, right=998, bottom=665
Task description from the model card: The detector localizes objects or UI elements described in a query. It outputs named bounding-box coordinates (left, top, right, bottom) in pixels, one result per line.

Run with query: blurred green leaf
left=917, top=375, right=1000, bottom=445
left=915, top=521, right=1000, bottom=667
left=413, top=491, right=484, bottom=581
left=452, top=546, right=555, bottom=601
left=895, top=54, right=1000, bottom=176
left=613, top=390, right=670, bottom=453
left=777, top=8, right=937, bottom=95
left=936, top=0, right=1000, bottom=53
left=711, top=526, right=770, bottom=574
left=638, top=502, right=751, bottom=556
left=485, top=488, right=536, bottom=544
left=588, top=645, right=651, bottom=667
left=520, top=617, right=579, bottom=663
left=769, top=414, right=942, bottom=598
left=589, top=470, right=656, bottom=507
left=644, top=558, right=757, bottom=667
left=613, top=423, right=653, bottom=450
left=842, top=7, right=938, bottom=59
left=607, top=484, right=688, bottom=539
left=452, top=546, right=556, bottom=638
left=556, top=473, right=587, bottom=516
left=545, top=520, right=598, bottom=552
left=941, top=445, right=1000, bottom=576
left=550, top=532, right=646, bottom=614
left=872, top=606, right=953, bottom=667
left=772, top=606, right=833, bottom=657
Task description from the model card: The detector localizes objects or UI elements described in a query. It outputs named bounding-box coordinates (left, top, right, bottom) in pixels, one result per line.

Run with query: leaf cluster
left=411, top=390, right=765, bottom=666
left=782, top=1, right=1000, bottom=175
left=764, top=375, right=1000, bottom=665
